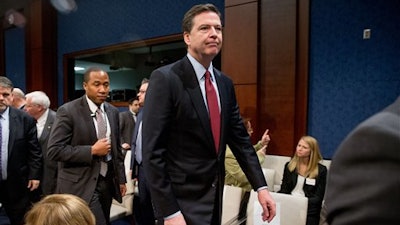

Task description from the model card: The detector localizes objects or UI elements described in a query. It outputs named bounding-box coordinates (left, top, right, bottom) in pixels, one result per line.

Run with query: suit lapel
left=176, top=57, right=215, bottom=151
left=7, top=108, right=17, bottom=155
left=80, top=97, right=98, bottom=141
left=39, top=110, right=55, bottom=142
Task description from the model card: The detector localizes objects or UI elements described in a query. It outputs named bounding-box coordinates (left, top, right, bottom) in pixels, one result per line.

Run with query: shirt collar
left=187, top=53, right=215, bottom=81
left=85, top=95, right=105, bottom=114
left=37, top=108, right=49, bottom=124
left=0, top=106, right=10, bottom=120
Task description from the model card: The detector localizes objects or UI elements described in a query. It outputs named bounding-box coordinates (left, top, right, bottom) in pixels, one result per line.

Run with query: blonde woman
left=25, top=194, right=95, bottom=225
left=278, top=136, right=327, bottom=225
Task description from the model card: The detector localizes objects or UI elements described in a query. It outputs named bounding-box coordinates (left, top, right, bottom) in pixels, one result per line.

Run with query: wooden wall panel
left=223, top=1, right=258, bottom=142
left=0, top=29, right=4, bottom=76
left=259, top=0, right=296, bottom=156
left=25, top=0, right=58, bottom=108
left=222, top=2, right=258, bottom=84
left=234, top=84, right=258, bottom=143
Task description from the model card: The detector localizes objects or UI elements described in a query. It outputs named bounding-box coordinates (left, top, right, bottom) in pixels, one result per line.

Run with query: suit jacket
left=119, top=110, right=135, bottom=148
left=47, top=96, right=126, bottom=203
left=325, top=97, right=400, bottom=225
left=142, top=56, right=267, bottom=224
left=278, top=162, right=327, bottom=225
left=1, top=107, right=42, bottom=204
left=39, top=109, right=57, bottom=195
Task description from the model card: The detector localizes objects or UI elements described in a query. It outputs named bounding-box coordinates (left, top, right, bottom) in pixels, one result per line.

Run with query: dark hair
left=128, top=96, right=139, bottom=105
left=182, top=3, right=222, bottom=33
left=83, top=67, right=105, bottom=83
left=141, top=78, right=149, bottom=85
left=0, top=76, right=14, bottom=90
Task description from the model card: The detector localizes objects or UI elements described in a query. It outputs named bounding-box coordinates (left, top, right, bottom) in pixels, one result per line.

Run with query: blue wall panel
left=308, top=0, right=400, bottom=158
left=5, top=27, right=25, bottom=90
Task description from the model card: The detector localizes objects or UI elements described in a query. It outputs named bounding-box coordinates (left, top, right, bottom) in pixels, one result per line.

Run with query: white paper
left=253, top=201, right=281, bottom=225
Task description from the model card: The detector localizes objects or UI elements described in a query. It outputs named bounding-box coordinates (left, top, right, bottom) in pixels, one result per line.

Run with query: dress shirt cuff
left=257, top=186, right=268, bottom=192
left=165, top=211, right=182, bottom=220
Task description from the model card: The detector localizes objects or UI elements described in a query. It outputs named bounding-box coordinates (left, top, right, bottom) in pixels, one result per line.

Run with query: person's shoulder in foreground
left=325, top=96, right=400, bottom=225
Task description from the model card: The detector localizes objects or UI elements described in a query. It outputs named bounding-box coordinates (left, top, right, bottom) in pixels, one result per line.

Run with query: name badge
left=306, top=178, right=316, bottom=186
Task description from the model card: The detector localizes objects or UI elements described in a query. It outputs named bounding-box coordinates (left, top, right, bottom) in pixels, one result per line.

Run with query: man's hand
left=27, top=180, right=40, bottom=191
left=121, top=143, right=130, bottom=150
left=120, top=184, right=127, bottom=196
left=257, top=189, right=276, bottom=222
left=91, top=138, right=111, bottom=156
left=164, top=213, right=186, bottom=225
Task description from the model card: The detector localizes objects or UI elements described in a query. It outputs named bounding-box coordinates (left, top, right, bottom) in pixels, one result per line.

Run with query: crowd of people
left=0, top=3, right=398, bottom=225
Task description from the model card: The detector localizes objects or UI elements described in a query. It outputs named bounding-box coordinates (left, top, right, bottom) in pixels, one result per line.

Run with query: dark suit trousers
left=134, top=163, right=157, bottom=225
left=0, top=180, right=31, bottom=225
left=89, top=169, right=114, bottom=225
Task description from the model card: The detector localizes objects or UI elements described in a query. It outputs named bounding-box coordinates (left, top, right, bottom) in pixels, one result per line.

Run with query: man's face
left=83, top=70, right=110, bottom=106
left=24, top=97, right=44, bottom=120
left=129, top=99, right=140, bottom=113
left=137, top=83, right=148, bottom=107
left=184, top=11, right=222, bottom=63
left=0, top=86, right=13, bottom=112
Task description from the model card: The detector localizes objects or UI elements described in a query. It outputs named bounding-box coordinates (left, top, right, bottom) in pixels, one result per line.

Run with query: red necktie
left=205, top=70, right=220, bottom=153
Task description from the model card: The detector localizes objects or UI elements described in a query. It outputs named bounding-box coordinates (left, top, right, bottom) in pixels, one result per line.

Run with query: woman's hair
left=25, top=194, right=95, bottom=225
left=287, top=135, right=323, bottom=178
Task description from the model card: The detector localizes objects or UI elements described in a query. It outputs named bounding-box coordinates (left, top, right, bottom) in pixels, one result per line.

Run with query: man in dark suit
left=119, top=97, right=139, bottom=153
left=47, top=67, right=127, bottom=225
left=324, top=96, right=400, bottom=225
left=129, top=79, right=157, bottom=225
left=0, top=76, right=42, bottom=225
left=142, top=4, right=276, bottom=225
left=24, top=91, right=57, bottom=196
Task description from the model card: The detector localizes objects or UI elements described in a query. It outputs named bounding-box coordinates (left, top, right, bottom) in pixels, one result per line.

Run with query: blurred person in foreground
left=324, top=96, right=400, bottom=225
left=142, top=4, right=275, bottom=225
left=25, top=194, right=95, bottom=225
left=47, top=67, right=126, bottom=225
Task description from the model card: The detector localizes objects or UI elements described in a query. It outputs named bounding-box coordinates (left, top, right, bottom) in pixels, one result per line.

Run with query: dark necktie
left=205, top=70, right=220, bottom=153
left=96, top=108, right=112, bottom=162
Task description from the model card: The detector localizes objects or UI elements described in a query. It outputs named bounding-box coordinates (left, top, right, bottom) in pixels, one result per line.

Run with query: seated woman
left=225, top=117, right=270, bottom=191
left=278, top=136, right=327, bottom=225
left=25, top=194, right=96, bottom=225
left=225, top=117, right=270, bottom=224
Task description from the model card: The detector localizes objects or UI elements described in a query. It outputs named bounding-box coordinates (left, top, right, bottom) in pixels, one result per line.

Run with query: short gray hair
left=25, top=91, right=50, bottom=109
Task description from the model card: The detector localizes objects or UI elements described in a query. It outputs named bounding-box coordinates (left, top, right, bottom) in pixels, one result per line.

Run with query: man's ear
left=183, top=32, right=191, bottom=46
